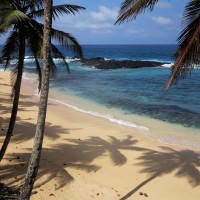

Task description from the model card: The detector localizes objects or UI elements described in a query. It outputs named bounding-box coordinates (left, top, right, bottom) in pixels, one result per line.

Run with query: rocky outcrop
left=81, top=57, right=167, bottom=69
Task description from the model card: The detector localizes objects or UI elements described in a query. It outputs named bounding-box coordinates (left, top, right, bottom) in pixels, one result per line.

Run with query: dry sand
left=0, top=70, right=200, bottom=200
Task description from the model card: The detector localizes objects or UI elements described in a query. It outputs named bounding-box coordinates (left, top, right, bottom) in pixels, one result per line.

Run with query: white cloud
left=54, top=6, right=117, bottom=31
left=90, top=6, right=118, bottom=21
left=70, top=21, right=113, bottom=30
left=152, top=16, right=173, bottom=25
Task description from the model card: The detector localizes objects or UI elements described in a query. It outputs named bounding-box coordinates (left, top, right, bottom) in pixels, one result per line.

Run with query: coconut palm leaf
left=51, top=28, right=83, bottom=58
left=115, top=0, right=158, bottom=24
left=51, top=44, right=70, bottom=73
left=20, top=0, right=43, bottom=16
left=3, top=10, right=30, bottom=24
left=165, top=0, right=200, bottom=90
left=0, top=10, right=30, bottom=31
left=25, top=22, right=43, bottom=91
left=34, top=55, right=42, bottom=92
left=49, top=56, right=57, bottom=79
left=0, top=3, right=12, bottom=14
left=25, top=20, right=43, bottom=57
left=29, top=0, right=44, bottom=11
left=31, top=22, right=83, bottom=58
left=31, top=4, right=85, bottom=20
left=1, top=31, right=19, bottom=69
left=51, top=4, right=85, bottom=19
left=0, top=0, right=85, bottom=166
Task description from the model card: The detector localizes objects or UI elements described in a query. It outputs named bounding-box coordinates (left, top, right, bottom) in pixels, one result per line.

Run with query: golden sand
left=0, top=71, right=200, bottom=200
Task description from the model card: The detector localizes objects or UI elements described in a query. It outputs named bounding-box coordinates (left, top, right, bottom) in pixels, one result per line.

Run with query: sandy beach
left=0, top=70, right=200, bottom=200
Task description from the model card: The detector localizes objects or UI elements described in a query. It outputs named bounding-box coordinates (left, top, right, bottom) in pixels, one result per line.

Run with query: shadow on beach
left=0, top=134, right=139, bottom=190
left=120, top=146, right=200, bottom=200
left=1, top=125, right=200, bottom=198
left=0, top=85, right=200, bottom=199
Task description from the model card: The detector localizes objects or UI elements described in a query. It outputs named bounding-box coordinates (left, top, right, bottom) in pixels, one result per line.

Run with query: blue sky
left=0, top=0, right=188, bottom=45
left=52, top=0, right=188, bottom=44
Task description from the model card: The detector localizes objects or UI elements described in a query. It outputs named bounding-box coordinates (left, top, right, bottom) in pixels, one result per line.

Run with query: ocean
left=1, top=44, right=200, bottom=149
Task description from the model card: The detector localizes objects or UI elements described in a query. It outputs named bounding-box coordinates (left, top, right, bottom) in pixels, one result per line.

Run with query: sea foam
left=162, top=63, right=174, bottom=68
left=47, top=97, right=149, bottom=133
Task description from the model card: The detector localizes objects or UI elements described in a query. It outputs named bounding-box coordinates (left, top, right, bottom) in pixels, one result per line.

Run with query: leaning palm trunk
left=0, top=35, right=25, bottom=162
left=19, top=0, right=53, bottom=199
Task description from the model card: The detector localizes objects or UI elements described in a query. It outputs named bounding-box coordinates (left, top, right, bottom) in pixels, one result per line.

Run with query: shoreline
left=22, top=68, right=200, bottom=151
left=48, top=94, right=200, bottom=151
left=47, top=84, right=200, bottom=151
left=1, top=70, right=200, bottom=200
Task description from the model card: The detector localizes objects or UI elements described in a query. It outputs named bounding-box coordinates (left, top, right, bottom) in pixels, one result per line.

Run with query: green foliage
left=0, top=0, right=85, bottom=165
left=0, top=0, right=85, bottom=91
left=0, top=10, right=30, bottom=31
left=115, top=0, right=158, bottom=24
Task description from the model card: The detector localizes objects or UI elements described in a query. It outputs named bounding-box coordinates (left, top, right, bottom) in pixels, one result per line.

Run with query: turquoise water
left=1, top=44, right=200, bottom=149
left=49, top=61, right=200, bottom=129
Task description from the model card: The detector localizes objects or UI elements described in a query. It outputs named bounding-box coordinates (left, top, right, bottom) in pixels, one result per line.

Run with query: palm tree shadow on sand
left=62, top=135, right=140, bottom=166
left=0, top=92, right=31, bottom=115
left=2, top=126, right=200, bottom=198
left=35, top=135, right=141, bottom=189
left=120, top=146, right=200, bottom=200
left=0, top=135, right=141, bottom=191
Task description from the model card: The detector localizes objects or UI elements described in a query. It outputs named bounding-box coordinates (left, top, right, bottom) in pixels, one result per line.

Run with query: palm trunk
left=19, top=0, right=53, bottom=199
left=0, top=34, right=25, bottom=162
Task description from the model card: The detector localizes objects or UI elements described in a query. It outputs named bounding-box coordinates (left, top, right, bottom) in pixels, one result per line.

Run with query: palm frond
left=0, top=0, right=9, bottom=4
left=34, top=55, right=42, bottom=92
left=115, top=0, right=158, bottom=24
left=50, top=57, right=57, bottom=79
left=25, top=20, right=43, bottom=91
left=31, top=4, right=85, bottom=20
left=0, top=10, right=30, bottom=31
left=1, top=31, right=19, bottom=70
left=25, top=20, right=43, bottom=57
left=0, top=3, right=12, bottom=14
left=21, top=0, right=43, bottom=18
left=183, top=0, right=200, bottom=26
left=29, top=0, right=44, bottom=12
left=52, top=4, right=85, bottom=20
left=51, top=28, right=83, bottom=58
left=51, top=44, right=69, bottom=73
left=165, top=0, right=200, bottom=90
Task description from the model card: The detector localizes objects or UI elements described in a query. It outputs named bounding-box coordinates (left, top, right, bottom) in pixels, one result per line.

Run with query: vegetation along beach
left=0, top=0, right=200, bottom=200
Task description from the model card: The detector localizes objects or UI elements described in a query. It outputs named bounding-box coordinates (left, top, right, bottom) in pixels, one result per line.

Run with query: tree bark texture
left=19, top=0, right=53, bottom=199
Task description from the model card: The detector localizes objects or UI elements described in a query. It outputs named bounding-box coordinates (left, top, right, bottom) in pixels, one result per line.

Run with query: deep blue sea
left=1, top=44, right=200, bottom=149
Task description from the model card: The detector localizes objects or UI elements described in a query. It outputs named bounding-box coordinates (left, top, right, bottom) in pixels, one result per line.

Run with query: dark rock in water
left=81, top=57, right=167, bottom=69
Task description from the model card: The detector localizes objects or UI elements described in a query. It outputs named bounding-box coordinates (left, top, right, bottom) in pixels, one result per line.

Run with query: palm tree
left=19, top=0, right=85, bottom=198
left=19, top=0, right=53, bottom=198
left=115, top=0, right=200, bottom=90
left=0, top=0, right=85, bottom=161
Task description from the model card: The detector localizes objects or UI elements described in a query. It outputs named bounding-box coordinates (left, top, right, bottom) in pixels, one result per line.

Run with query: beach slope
left=0, top=71, right=200, bottom=200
